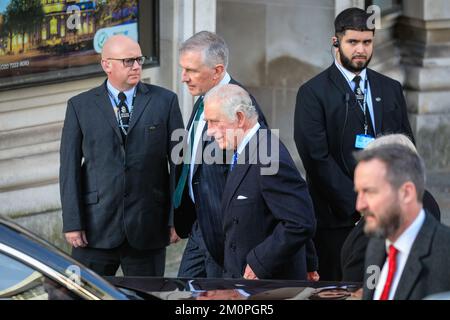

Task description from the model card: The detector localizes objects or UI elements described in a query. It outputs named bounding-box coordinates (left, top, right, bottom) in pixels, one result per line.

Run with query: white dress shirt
left=188, top=72, right=232, bottom=202
left=373, top=209, right=426, bottom=300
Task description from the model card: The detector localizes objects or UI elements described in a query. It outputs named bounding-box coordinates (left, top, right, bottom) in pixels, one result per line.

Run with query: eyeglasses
left=107, top=56, right=146, bottom=67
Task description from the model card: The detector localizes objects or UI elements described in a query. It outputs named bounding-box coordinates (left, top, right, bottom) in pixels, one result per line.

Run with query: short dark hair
left=334, top=7, right=375, bottom=36
left=354, top=144, right=426, bottom=202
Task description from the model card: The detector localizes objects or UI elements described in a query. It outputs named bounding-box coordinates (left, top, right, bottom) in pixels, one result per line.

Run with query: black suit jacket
left=294, top=64, right=414, bottom=229
left=341, top=190, right=441, bottom=282
left=173, top=77, right=267, bottom=266
left=221, top=128, right=316, bottom=279
left=60, top=81, right=184, bottom=250
left=363, top=213, right=450, bottom=300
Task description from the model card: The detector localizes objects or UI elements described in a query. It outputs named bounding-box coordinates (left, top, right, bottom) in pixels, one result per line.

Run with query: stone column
left=397, top=0, right=450, bottom=223
left=399, top=0, right=450, bottom=170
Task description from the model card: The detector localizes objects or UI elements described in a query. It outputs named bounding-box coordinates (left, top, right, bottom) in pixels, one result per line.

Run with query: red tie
left=380, top=244, right=399, bottom=300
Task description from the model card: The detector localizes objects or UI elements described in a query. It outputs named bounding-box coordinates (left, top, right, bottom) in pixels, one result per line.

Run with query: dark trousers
left=314, top=226, right=354, bottom=281
left=178, top=221, right=223, bottom=278
left=72, top=239, right=166, bottom=277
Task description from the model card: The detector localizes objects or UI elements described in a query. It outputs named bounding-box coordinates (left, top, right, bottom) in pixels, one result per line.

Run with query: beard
left=339, top=46, right=372, bottom=73
left=363, top=201, right=402, bottom=239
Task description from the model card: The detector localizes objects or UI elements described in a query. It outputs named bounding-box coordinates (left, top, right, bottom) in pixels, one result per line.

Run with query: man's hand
left=65, top=231, right=88, bottom=248
left=307, top=271, right=320, bottom=282
left=243, top=264, right=258, bottom=280
left=169, top=227, right=181, bottom=244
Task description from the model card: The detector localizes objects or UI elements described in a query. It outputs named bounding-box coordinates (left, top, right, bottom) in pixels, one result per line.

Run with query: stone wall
left=217, top=0, right=403, bottom=171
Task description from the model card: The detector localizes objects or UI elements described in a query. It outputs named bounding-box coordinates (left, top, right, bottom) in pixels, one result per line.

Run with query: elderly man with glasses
left=59, top=35, right=184, bottom=276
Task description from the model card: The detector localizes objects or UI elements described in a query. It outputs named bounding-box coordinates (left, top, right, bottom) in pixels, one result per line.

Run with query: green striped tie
left=172, top=100, right=204, bottom=208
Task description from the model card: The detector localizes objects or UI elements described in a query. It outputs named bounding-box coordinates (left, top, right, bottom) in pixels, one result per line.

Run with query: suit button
left=233, top=217, right=239, bottom=224
left=124, top=193, right=129, bottom=198
left=230, top=243, right=236, bottom=251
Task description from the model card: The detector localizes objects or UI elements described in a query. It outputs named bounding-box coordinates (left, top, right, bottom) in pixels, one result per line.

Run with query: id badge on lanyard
left=355, top=134, right=375, bottom=149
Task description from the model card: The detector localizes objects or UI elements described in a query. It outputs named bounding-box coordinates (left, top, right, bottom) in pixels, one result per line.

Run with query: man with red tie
left=354, top=144, right=450, bottom=300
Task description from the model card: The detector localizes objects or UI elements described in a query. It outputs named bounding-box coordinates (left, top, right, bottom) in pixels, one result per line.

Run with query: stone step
left=0, top=102, right=67, bottom=132
left=0, top=152, right=59, bottom=191
left=0, top=140, right=60, bottom=161
left=0, top=76, right=103, bottom=113
left=0, top=122, right=63, bottom=151
left=0, top=182, right=61, bottom=217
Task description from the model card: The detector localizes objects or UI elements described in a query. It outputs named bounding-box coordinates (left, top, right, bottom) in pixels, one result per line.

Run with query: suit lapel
left=222, top=131, right=260, bottom=213
left=367, top=70, right=383, bottom=134
left=94, top=82, right=123, bottom=142
left=127, top=82, right=152, bottom=135
left=363, top=237, right=387, bottom=300
left=394, top=214, right=436, bottom=300
left=328, top=64, right=366, bottom=127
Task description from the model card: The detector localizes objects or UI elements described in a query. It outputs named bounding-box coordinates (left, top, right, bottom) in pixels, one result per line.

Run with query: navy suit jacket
left=173, top=78, right=267, bottom=266
left=221, top=127, right=316, bottom=279
left=294, top=64, right=414, bottom=229
left=60, top=81, right=184, bottom=250
left=363, top=213, right=450, bottom=300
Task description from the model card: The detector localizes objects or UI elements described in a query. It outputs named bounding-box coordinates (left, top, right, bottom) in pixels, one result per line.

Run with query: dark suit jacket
left=294, top=64, right=414, bottom=229
left=363, top=213, right=450, bottom=300
left=341, top=190, right=441, bottom=282
left=221, top=128, right=316, bottom=279
left=60, top=81, right=184, bottom=250
left=173, top=77, right=267, bottom=266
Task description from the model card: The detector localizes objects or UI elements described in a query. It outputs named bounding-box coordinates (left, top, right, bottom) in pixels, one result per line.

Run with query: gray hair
left=355, top=144, right=426, bottom=202
left=366, top=133, right=416, bottom=154
left=180, top=31, right=229, bottom=68
left=204, top=84, right=258, bottom=122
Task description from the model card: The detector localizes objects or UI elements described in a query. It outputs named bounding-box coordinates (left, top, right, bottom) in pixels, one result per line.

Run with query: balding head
left=101, top=35, right=141, bottom=59
left=100, top=35, right=143, bottom=91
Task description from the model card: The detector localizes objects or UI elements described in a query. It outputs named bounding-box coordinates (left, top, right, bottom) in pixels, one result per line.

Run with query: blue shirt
left=334, top=61, right=376, bottom=134
left=106, top=81, right=136, bottom=120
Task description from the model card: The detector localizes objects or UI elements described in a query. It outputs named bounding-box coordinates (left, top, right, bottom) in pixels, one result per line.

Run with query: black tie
left=118, top=92, right=130, bottom=137
left=352, top=76, right=364, bottom=102
left=352, top=76, right=374, bottom=136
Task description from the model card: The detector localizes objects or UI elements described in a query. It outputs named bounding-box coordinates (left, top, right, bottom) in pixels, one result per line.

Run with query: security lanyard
left=335, top=63, right=371, bottom=135
left=356, top=78, right=369, bottom=135
left=106, top=86, right=137, bottom=135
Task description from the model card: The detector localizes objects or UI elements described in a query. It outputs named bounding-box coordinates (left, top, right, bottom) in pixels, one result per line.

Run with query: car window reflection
left=0, top=253, right=81, bottom=300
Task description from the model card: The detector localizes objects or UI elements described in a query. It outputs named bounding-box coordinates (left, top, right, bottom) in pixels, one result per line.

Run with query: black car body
left=0, top=217, right=362, bottom=300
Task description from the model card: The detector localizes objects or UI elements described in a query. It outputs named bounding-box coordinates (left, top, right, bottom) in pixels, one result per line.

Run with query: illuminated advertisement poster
left=0, top=0, right=154, bottom=90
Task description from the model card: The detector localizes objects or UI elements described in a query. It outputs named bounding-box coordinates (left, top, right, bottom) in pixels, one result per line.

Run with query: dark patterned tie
left=352, top=75, right=364, bottom=103
left=353, top=75, right=374, bottom=135
left=118, top=92, right=130, bottom=136
left=230, top=151, right=238, bottom=171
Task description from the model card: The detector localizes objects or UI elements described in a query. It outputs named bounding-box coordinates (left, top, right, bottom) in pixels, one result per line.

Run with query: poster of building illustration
left=0, top=0, right=138, bottom=83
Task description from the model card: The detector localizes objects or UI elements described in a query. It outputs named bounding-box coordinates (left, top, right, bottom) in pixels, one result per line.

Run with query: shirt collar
left=198, top=72, right=232, bottom=106
left=386, top=208, right=426, bottom=254
left=220, top=72, right=231, bottom=86
left=107, top=80, right=136, bottom=104
left=236, top=122, right=260, bottom=155
left=334, top=60, right=367, bottom=85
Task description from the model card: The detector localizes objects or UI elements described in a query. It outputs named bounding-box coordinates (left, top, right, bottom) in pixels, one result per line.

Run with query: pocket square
left=237, top=195, right=248, bottom=200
